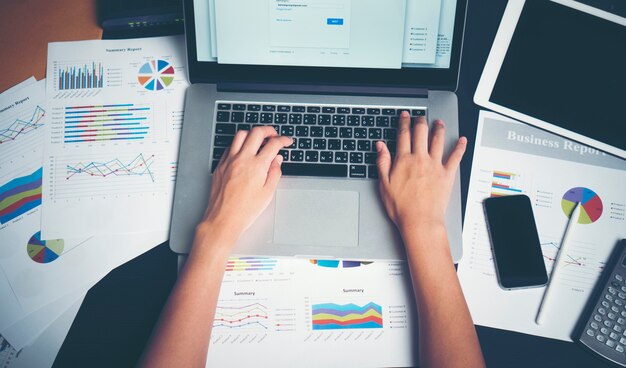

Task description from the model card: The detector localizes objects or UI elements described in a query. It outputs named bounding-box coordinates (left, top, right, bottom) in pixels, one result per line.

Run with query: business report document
left=458, top=111, right=626, bottom=341
left=41, top=36, right=189, bottom=239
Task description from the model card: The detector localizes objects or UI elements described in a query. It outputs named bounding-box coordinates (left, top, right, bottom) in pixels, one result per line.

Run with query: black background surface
left=54, top=1, right=616, bottom=367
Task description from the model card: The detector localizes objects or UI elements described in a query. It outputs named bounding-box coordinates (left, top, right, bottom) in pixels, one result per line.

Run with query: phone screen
left=484, top=195, right=548, bottom=289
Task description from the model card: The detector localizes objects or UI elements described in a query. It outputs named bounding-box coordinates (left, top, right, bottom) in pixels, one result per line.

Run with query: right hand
left=376, top=111, right=466, bottom=233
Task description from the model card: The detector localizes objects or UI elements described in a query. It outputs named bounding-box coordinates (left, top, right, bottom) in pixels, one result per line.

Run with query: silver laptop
left=170, top=0, right=468, bottom=261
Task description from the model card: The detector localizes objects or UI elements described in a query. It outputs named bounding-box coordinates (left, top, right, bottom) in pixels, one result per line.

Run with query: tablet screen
left=490, top=0, right=626, bottom=151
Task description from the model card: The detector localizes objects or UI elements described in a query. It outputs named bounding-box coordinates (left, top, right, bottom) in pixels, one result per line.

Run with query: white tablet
left=474, top=0, right=626, bottom=159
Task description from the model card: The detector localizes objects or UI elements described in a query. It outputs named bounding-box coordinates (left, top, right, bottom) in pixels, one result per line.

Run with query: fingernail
left=436, top=119, right=444, bottom=127
left=401, top=111, right=410, bottom=118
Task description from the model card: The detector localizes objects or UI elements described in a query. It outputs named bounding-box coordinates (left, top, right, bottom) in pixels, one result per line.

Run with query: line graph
left=0, top=106, right=45, bottom=144
left=213, top=302, right=270, bottom=331
left=540, top=238, right=602, bottom=291
left=65, top=153, right=156, bottom=182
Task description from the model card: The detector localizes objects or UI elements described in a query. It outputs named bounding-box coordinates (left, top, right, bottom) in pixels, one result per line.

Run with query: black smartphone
left=484, top=195, right=548, bottom=290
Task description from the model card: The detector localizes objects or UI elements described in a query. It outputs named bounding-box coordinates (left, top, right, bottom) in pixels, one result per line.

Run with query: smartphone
left=484, top=195, right=548, bottom=290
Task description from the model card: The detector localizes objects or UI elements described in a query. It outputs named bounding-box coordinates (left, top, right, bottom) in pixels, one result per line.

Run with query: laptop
left=170, top=0, right=468, bottom=261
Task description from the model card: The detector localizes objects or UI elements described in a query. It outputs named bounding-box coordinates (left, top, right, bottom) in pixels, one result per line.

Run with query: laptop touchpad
left=273, top=190, right=359, bottom=248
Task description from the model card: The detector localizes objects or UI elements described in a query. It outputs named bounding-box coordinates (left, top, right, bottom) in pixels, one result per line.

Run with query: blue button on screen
left=327, top=18, right=344, bottom=25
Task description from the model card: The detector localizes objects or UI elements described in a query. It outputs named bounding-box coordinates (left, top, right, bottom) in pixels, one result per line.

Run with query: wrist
left=194, top=220, right=240, bottom=252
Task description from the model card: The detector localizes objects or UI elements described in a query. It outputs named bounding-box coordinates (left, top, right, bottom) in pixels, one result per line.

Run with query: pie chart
left=561, top=187, right=603, bottom=224
left=26, top=231, right=64, bottom=264
left=137, top=59, right=175, bottom=91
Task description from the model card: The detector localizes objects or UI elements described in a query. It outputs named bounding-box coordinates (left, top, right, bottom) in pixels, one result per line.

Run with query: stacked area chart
left=312, top=302, right=383, bottom=330
left=0, top=168, right=42, bottom=224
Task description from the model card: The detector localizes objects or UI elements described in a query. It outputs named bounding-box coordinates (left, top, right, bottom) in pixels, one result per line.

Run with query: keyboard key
left=318, top=115, right=332, bottom=125
left=362, top=116, right=375, bottom=126
left=275, top=113, right=288, bottom=124
left=349, top=165, right=367, bottom=178
left=350, top=152, right=363, bottom=163
left=387, top=140, right=397, bottom=153
left=313, top=139, right=327, bottom=150
left=304, top=114, right=317, bottom=125
left=352, top=107, right=365, bottom=114
left=237, top=123, right=251, bottom=131
left=292, top=106, right=306, bottom=112
left=376, top=116, right=390, bottom=127
left=412, top=109, right=426, bottom=116
left=333, top=115, right=346, bottom=126
left=384, top=128, right=397, bottom=139
left=211, top=160, right=220, bottom=173
left=247, top=104, right=261, bottom=111
left=296, top=126, right=309, bottom=137
left=357, top=140, right=371, bottom=151
left=382, top=108, right=396, bottom=115
left=270, top=125, right=280, bottom=134
left=261, top=113, right=274, bottom=124
left=324, top=127, right=338, bottom=138
left=262, top=105, right=276, bottom=112
left=231, top=112, right=245, bottom=122
left=365, top=153, right=377, bottom=164
left=328, top=139, right=341, bottom=150
left=337, top=107, right=350, bottom=114
left=215, top=123, right=236, bottom=135
left=298, top=138, right=312, bottom=149
left=217, top=103, right=231, bottom=110
left=289, top=114, right=303, bottom=124
left=287, top=138, right=297, bottom=148
left=354, top=128, right=367, bottom=139
left=307, top=106, right=321, bottom=113
left=278, top=105, right=291, bottom=112
left=233, top=104, right=246, bottom=111
left=335, top=152, right=348, bottom=163
left=245, top=112, right=259, bottom=123
left=282, top=163, right=347, bottom=177
left=343, top=140, right=356, bottom=151
left=368, top=165, right=378, bottom=179
left=214, top=135, right=234, bottom=147
left=369, top=128, right=382, bottom=140
left=391, top=117, right=399, bottom=127
left=340, top=127, right=353, bottom=138
left=213, top=148, right=226, bottom=160
left=320, top=151, right=333, bottom=162
left=281, top=126, right=294, bottom=136
left=216, top=111, right=230, bottom=122
left=290, top=150, right=304, bottom=161
left=278, top=150, right=289, bottom=161
left=305, top=151, right=319, bottom=162
left=347, top=115, right=361, bottom=126
left=367, top=108, right=381, bottom=115
left=322, top=107, right=336, bottom=113
left=310, top=126, right=324, bottom=137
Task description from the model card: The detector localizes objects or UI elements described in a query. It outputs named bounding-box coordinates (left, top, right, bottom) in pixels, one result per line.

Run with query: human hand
left=376, top=111, right=466, bottom=234
left=198, top=126, right=293, bottom=242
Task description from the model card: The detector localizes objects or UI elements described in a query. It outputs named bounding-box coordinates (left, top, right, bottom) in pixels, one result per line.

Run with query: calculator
left=574, top=239, right=626, bottom=366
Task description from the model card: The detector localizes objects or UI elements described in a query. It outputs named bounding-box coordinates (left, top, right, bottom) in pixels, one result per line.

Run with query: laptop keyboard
left=211, top=102, right=427, bottom=179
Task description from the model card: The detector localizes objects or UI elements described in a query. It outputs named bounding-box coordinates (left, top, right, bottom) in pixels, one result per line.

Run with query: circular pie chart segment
left=27, top=231, right=64, bottom=264
left=137, top=59, right=175, bottom=91
left=561, top=187, right=603, bottom=224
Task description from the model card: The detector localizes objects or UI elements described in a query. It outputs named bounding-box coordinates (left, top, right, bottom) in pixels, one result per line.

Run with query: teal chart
left=0, top=106, right=45, bottom=145
left=311, top=302, right=383, bottom=330
left=0, top=168, right=42, bottom=224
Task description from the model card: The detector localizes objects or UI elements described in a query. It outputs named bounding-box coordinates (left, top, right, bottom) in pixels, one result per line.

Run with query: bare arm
left=376, top=112, right=485, bottom=368
left=140, top=127, right=292, bottom=368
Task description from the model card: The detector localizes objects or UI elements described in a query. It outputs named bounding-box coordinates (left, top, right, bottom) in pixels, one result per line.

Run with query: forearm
left=402, top=223, right=485, bottom=368
left=140, top=224, right=236, bottom=368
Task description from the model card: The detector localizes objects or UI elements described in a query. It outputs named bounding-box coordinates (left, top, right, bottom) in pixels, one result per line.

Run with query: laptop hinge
left=217, top=82, right=428, bottom=98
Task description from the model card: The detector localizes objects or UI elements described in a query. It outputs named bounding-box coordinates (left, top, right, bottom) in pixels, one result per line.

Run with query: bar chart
left=62, top=103, right=151, bottom=143
left=56, top=62, right=104, bottom=90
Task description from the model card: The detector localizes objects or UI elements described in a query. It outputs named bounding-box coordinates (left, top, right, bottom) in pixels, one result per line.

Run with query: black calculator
left=574, top=239, right=626, bottom=366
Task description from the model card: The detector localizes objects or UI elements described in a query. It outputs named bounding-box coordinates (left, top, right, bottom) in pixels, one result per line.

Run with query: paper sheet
left=41, top=36, right=188, bottom=239
left=457, top=111, right=626, bottom=341
left=178, top=255, right=418, bottom=368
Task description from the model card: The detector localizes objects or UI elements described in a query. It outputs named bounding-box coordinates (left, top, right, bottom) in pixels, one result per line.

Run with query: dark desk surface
left=8, top=0, right=607, bottom=367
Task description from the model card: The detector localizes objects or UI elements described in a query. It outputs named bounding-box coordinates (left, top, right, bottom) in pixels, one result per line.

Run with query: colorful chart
left=63, top=103, right=150, bottom=143
left=137, top=60, right=175, bottom=91
left=57, top=62, right=103, bottom=90
left=490, top=170, right=523, bottom=197
left=309, top=259, right=373, bottom=268
left=0, top=106, right=45, bottom=144
left=561, top=187, right=603, bottom=224
left=213, top=303, right=269, bottom=330
left=226, top=257, right=277, bottom=272
left=27, top=231, right=64, bottom=264
left=312, top=302, right=383, bottom=330
left=65, top=153, right=156, bottom=182
left=0, top=168, right=42, bottom=224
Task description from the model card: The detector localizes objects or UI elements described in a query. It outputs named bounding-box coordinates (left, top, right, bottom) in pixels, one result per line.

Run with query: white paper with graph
left=41, top=36, right=188, bottom=239
left=199, top=257, right=417, bottom=368
left=457, top=111, right=626, bottom=341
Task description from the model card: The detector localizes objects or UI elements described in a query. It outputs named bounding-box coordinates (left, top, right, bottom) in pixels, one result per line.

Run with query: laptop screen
left=193, top=0, right=458, bottom=70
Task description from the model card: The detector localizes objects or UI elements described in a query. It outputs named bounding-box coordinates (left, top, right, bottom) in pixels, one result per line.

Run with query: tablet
left=474, top=0, right=626, bottom=159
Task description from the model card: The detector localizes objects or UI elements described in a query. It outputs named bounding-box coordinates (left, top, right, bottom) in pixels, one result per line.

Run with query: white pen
left=535, top=202, right=581, bottom=325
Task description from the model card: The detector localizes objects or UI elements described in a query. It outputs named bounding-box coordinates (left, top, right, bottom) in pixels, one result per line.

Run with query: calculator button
left=613, top=281, right=621, bottom=288
left=620, top=337, right=626, bottom=345
left=610, top=313, right=617, bottom=320
left=602, top=327, right=611, bottom=334
left=605, top=320, right=613, bottom=328
left=617, top=345, right=625, bottom=353
left=607, top=340, right=617, bottom=348
left=607, top=295, right=615, bottom=302
left=616, top=299, right=624, bottom=306
left=621, top=286, right=626, bottom=292
left=619, top=293, right=626, bottom=300
left=622, top=311, right=626, bottom=318
left=599, top=307, right=607, bottom=315
left=613, top=306, right=620, bottom=313
left=598, top=335, right=607, bottom=342
left=595, top=314, right=603, bottom=322
left=609, top=287, right=618, bottom=295
left=587, top=329, right=595, bottom=337
left=611, top=332, right=620, bottom=340
left=616, top=275, right=624, bottom=282
left=615, top=325, right=624, bottom=333
left=603, top=301, right=611, bottom=308
left=591, top=322, right=600, bottom=329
